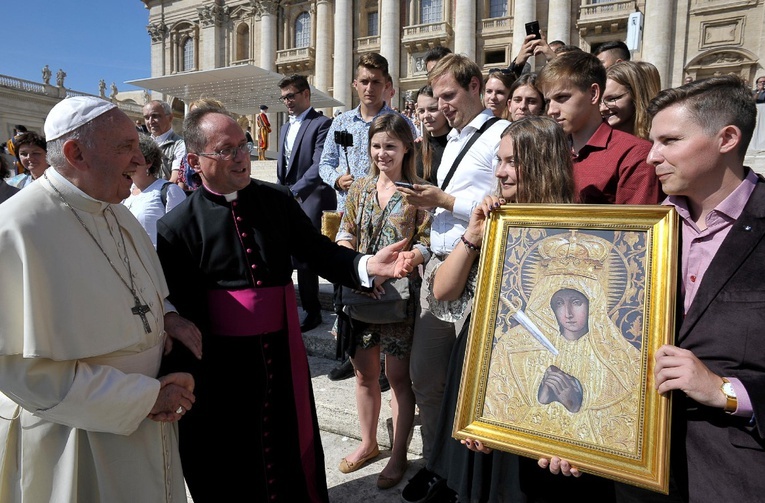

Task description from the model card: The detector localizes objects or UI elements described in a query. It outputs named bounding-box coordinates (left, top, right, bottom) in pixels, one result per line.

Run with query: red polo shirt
left=573, top=122, right=662, bottom=204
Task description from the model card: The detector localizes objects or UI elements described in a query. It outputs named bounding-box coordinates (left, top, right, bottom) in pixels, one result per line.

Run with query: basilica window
left=421, top=0, right=442, bottom=24
left=295, top=12, right=311, bottom=48
left=182, top=37, right=194, bottom=71
left=367, top=11, right=379, bottom=37
left=487, top=0, right=507, bottom=18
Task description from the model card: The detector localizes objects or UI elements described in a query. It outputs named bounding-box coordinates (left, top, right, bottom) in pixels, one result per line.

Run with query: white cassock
left=0, top=168, right=186, bottom=502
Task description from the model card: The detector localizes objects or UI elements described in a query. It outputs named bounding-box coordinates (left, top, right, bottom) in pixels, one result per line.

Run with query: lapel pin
left=743, top=225, right=752, bottom=231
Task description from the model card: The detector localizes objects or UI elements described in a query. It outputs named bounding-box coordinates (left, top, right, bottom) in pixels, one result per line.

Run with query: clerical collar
left=48, top=167, right=102, bottom=204
left=202, top=183, right=239, bottom=201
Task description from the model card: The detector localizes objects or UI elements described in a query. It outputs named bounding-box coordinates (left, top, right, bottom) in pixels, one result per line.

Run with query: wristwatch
left=721, top=377, right=737, bottom=413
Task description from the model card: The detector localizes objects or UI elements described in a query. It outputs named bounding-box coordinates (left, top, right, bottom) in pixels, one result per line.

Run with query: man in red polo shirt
left=537, top=50, right=661, bottom=205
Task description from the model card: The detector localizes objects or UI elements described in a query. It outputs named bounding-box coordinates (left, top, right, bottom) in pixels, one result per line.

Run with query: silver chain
left=44, top=173, right=153, bottom=333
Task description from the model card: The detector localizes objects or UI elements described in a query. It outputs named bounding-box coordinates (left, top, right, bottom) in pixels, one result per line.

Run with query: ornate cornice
left=198, top=4, right=231, bottom=27
left=253, top=0, right=280, bottom=18
left=147, top=22, right=169, bottom=43
left=698, top=51, right=745, bottom=65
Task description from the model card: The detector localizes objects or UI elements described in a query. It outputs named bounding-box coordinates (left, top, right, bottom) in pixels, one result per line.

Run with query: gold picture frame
left=454, top=204, right=678, bottom=494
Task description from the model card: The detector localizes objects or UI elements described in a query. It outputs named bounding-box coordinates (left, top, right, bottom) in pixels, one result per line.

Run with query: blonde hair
left=606, top=61, right=661, bottom=139
left=189, top=97, right=226, bottom=112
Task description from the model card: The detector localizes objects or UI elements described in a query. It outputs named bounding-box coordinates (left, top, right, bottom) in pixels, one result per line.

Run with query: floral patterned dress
left=336, top=175, right=432, bottom=357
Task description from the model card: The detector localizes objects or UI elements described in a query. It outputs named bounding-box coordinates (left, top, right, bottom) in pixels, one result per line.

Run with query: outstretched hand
left=367, top=238, right=416, bottom=279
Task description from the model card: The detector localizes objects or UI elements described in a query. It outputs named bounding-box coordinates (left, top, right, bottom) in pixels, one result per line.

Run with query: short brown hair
left=537, top=50, right=606, bottom=95
left=278, top=74, right=310, bottom=95
left=13, top=132, right=47, bottom=160
left=428, top=53, right=484, bottom=94
left=647, top=75, right=756, bottom=157
left=356, top=52, right=390, bottom=80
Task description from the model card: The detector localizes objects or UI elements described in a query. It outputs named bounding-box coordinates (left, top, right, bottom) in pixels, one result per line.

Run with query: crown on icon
left=537, top=230, right=611, bottom=279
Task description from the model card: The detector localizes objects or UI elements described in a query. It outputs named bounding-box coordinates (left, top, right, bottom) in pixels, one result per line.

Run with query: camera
left=334, top=130, right=353, bottom=148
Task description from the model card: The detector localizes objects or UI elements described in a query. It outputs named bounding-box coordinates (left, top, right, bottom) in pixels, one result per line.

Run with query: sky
left=3, top=2, right=152, bottom=95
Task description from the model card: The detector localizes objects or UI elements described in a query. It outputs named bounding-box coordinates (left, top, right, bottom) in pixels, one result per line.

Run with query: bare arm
left=433, top=195, right=502, bottom=301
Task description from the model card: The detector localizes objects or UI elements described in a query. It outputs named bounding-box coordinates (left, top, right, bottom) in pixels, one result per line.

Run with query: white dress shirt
left=430, top=110, right=509, bottom=256
left=283, top=108, right=310, bottom=166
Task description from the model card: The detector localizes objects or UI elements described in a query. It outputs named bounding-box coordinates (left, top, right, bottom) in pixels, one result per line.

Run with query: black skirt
left=426, top=314, right=616, bottom=503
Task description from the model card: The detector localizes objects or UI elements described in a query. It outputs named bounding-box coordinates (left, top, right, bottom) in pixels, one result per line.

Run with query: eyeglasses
left=196, top=144, right=253, bottom=160
left=601, top=92, right=629, bottom=107
left=278, top=90, right=305, bottom=103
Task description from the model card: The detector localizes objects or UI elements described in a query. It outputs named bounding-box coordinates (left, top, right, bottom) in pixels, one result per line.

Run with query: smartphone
left=394, top=181, right=415, bottom=190
left=525, top=21, right=541, bottom=40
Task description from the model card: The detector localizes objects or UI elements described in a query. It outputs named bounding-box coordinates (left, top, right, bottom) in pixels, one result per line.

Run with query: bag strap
left=160, top=181, right=171, bottom=208
left=440, top=116, right=500, bottom=191
left=368, top=192, right=396, bottom=253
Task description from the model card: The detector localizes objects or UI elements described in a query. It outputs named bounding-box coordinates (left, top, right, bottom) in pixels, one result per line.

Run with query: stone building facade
left=139, top=0, right=765, bottom=112
left=2, top=1, right=764, bottom=162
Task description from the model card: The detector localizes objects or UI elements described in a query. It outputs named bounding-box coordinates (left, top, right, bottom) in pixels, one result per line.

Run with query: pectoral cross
left=131, top=296, right=152, bottom=334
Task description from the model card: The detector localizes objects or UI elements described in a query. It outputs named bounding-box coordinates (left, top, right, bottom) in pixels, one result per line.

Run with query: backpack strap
left=160, top=181, right=171, bottom=208
left=440, top=116, right=501, bottom=191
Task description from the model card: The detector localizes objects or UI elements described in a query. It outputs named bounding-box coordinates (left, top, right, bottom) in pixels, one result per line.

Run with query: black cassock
left=157, top=180, right=362, bottom=503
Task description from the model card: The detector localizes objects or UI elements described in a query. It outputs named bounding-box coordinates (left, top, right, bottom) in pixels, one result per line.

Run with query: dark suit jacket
left=671, top=177, right=765, bottom=501
left=277, top=108, right=335, bottom=229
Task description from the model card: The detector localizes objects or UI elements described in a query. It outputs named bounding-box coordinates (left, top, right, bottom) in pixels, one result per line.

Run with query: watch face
left=722, top=382, right=736, bottom=398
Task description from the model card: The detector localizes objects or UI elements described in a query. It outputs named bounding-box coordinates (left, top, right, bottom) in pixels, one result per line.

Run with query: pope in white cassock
left=0, top=96, right=199, bottom=502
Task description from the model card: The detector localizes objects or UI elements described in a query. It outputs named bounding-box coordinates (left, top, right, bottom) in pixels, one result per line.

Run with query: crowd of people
left=0, top=34, right=764, bottom=503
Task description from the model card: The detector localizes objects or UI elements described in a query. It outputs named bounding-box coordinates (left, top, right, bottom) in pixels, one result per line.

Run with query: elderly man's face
left=80, top=110, right=143, bottom=203
left=142, top=102, right=172, bottom=137
left=188, top=113, right=252, bottom=194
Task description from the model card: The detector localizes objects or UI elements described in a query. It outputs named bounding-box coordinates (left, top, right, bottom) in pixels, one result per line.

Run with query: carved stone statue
left=42, top=65, right=52, bottom=85
left=56, top=69, right=66, bottom=87
left=110, top=82, right=118, bottom=100
left=99, top=79, right=107, bottom=98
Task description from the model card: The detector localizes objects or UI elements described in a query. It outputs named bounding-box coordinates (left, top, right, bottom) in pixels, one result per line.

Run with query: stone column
left=315, top=0, right=332, bottom=93
left=513, top=0, right=536, bottom=61
left=547, top=0, right=570, bottom=43
left=197, top=4, right=229, bottom=69
left=147, top=22, right=168, bottom=78
left=257, top=0, right=278, bottom=71
left=333, top=0, right=353, bottom=111
left=454, top=0, right=476, bottom=59
left=642, top=0, right=672, bottom=87
left=380, top=0, right=400, bottom=109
